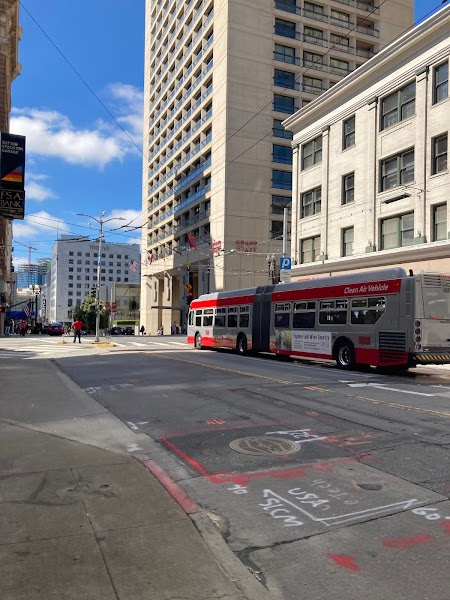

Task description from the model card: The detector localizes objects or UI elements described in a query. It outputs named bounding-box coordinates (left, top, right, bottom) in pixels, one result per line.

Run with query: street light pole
left=267, top=253, right=276, bottom=285
left=77, top=212, right=125, bottom=342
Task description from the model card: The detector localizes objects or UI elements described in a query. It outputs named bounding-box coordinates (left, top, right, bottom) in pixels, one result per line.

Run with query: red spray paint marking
left=161, top=436, right=211, bottom=478
left=440, top=520, right=450, bottom=534
left=141, top=459, right=200, bottom=515
left=328, top=554, right=360, bottom=572
left=383, top=533, right=433, bottom=549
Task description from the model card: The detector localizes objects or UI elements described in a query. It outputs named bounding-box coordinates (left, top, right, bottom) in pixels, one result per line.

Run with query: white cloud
left=13, top=211, right=69, bottom=241
left=10, top=82, right=143, bottom=170
left=26, top=173, right=57, bottom=202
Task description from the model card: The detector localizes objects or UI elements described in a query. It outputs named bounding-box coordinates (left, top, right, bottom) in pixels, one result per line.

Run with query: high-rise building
left=49, top=236, right=140, bottom=325
left=141, top=0, right=414, bottom=333
left=16, top=258, right=50, bottom=291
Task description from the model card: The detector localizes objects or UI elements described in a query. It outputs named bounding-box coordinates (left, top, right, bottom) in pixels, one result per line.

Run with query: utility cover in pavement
left=229, top=436, right=301, bottom=456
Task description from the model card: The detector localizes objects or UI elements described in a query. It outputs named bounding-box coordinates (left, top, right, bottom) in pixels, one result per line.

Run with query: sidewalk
left=0, top=354, right=270, bottom=600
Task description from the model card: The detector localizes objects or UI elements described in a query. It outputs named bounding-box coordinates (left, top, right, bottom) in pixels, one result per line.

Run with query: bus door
left=252, top=285, right=274, bottom=352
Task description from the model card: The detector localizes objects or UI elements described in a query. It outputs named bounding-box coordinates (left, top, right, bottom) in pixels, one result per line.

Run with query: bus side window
left=351, top=297, right=385, bottom=324
left=228, top=307, right=238, bottom=328
left=319, top=300, right=347, bottom=325
left=274, top=303, right=291, bottom=328
left=203, top=309, right=214, bottom=327
left=188, top=311, right=194, bottom=326
left=215, top=308, right=226, bottom=327
left=195, top=310, right=203, bottom=327
left=293, top=301, right=316, bottom=328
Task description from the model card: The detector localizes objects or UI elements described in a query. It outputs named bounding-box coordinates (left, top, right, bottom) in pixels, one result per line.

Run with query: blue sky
left=10, top=0, right=437, bottom=265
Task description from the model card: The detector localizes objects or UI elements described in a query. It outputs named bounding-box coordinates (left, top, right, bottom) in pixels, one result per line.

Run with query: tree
left=73, top=296, right=108, bottom=332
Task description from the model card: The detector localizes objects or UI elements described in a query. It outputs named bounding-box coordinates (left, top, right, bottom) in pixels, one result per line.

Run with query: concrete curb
left=138, top=457, right=274, bottom=600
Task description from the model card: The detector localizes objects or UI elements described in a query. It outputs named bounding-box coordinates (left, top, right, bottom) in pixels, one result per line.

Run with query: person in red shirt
left=72, top=319, right=84, bottom=344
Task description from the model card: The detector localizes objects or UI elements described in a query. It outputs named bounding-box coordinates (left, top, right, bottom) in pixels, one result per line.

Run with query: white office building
left=285, top=4, right=450, bottom=279
left=49, top=236, right=140, bottom=324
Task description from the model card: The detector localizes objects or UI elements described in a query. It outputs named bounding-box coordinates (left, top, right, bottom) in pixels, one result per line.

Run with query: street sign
left=280, top=270, right=291, bottom=284
left=184, top=283, right=192, bottom=292
left=280, top=256, right=292, bottom=270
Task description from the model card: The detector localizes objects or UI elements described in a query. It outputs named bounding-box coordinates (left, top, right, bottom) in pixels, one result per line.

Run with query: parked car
left=110, top=326, right=123, bottom=335
left=47, top=322, right=64, bottom=336
left=122, top=327, right=135, bottom=335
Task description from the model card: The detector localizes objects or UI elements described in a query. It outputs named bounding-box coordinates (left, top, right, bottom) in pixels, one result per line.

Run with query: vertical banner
left=0, top=132, right=26, bottom=219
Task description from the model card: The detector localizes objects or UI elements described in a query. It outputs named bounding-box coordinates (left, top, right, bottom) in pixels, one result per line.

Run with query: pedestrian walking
left=72, top=318, right=84, bottom=343
left=19, top=320, right=27, bottom=337
left=171, top=321, right=177, bottom=335
left=140, top=325, right=145, bottom=336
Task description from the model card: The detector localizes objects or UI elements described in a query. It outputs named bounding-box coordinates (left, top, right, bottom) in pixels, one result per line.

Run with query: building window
left=433, top=204, right=447, bottom=241
left=272, top=195, right=291, bottom=214
left=433, top=62, right=448, bottom=104
left=275, top=0, right=298, bottom=13
left=343, top=115, right=355, bottom=149
left=124, top=278, right=129, bottom=282
left=432, top=134, right=448, bottom=174
left=303, top=50, right=325, bottom=69
left=69, top=252, right=74, bottom=256
left=275, top=18, right=297, bottom=39
left=68, top=275, right=73, bottom=280
left=300, top=235, right=320, bottom=263
left=381, top=212, right=414, bottom=249
left=273, top=144, right=292, bottom=164
left=301, top=135, right=322, bottom=169
left=274, top=94, right=296, bottom=113
left=273, top=119, right=293, bottom=139
left=271, top=221, right=284, bottom=239
left=68, top=299, right=73, bottom=307
left=380, top=82, right=415, bottom=130
left=342, top=172, right=355, bottom=205
left=303, top=26, right=324, bottom=44
left=274, top=69, right=296, bottom=90
left=301, top=186, right=321, bottom=218
left=68, top=268, right=73, bottom=272
left=342, top=227, right=354, bottom=256
left=330, top=9, right=350, bottom=24
left=303, top=75, right=323, bottom=93
left=304, top=2, right=325, bottom=17
left=380, top=148, right=414, bottom=191
left=85, top=253, right=90, bottom=257
left=272, top=169, right=292, bottom=189
left=274, top=43, right=297, bottom=64
left=330, top=57, right=349, bottom=74
left=77, top=252, right=82, bottom=256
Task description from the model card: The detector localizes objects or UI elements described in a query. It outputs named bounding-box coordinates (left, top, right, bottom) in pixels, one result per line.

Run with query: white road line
left=130, top=342, right=147, bottom=347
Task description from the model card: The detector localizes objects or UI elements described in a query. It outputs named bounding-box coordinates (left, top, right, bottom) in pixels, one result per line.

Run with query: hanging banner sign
left=0, top=133, right=26, bottom=219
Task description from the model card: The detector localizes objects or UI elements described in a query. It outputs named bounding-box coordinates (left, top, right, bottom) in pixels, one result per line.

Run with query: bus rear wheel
left=236, top=334, right=247, bottom=355
left=335, top=340, right=355, bottom=370
left=195, top=333, right=203, bottom=350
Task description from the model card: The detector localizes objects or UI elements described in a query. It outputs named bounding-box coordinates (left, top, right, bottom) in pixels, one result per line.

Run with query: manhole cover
left=229, top=436, right=301, bottom=456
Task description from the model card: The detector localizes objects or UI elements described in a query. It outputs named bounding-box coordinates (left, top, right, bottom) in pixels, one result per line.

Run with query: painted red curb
left=141, top=458, right=201, bottom=515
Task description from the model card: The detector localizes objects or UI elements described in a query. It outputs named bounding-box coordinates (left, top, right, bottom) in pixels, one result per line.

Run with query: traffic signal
left=0, top=292, right=6, bottom=304
left=186, top=291, right=193, bottom=306
left=0, top=306, right=4, bottom=313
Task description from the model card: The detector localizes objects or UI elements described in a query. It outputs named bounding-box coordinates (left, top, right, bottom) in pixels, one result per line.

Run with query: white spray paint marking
left=127, top=422, right=138, bottom=430
left=126, top=443, right=143, bottom=452
left=83, top=383, right=135, bottom=394
left=346, top=382, right=435, bottom=397
left=265, top=429, right=327, bottom=443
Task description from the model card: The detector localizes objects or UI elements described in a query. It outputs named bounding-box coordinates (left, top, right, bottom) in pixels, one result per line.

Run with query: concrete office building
left=284, top=4, right=449, bottom=280
left=49, top=236, right=140, bottom=325
left=141, top=0, right=413, bottom=333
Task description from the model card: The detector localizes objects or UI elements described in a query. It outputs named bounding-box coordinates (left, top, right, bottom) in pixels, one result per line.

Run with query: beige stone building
left=141, top=0, right=413, bottom=333
left=284, top=4, right=449, bottom=282
left=0, top=0, right=20, bottom=336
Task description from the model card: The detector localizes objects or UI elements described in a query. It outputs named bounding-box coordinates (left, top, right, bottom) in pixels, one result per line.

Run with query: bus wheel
left=236, top=334, right=248, bottom=355
left=195, top=333, right=203, bottom=350
left=335, top=341, right=355, bottom=370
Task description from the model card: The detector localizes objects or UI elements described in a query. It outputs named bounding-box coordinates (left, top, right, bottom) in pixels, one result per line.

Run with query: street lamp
left=28, top=284, right=41, bottom=329
left=267, top=253, right=276, bottom=285
left=77, top=212, right=126, bottom=342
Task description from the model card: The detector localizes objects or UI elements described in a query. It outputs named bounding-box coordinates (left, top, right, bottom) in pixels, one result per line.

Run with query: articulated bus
left=187, top=267, right=450, bottom=369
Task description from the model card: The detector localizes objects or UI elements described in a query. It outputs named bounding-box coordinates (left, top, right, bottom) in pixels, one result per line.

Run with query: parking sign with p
left=279, top=257, right=292, bottom=270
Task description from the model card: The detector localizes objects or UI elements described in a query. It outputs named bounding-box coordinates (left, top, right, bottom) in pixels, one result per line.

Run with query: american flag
left=23, top=302, right=31, bottom=318
left=187, top=232, right=197, bottom=249
left=130, top=260, right=138, bottom=272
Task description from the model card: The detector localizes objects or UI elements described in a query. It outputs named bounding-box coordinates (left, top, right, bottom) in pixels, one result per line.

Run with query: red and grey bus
left=187, top=267, right=450, bottom=369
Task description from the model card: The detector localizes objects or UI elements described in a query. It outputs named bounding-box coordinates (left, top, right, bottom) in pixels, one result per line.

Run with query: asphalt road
left=53, top=345, right=450, bottom=600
